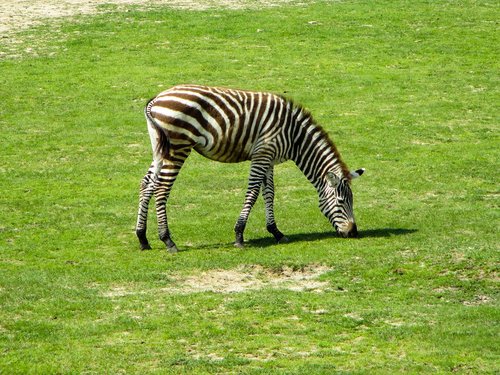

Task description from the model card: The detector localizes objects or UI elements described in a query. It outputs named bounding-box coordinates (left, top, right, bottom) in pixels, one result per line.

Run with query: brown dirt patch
left=162, top=264, right=332, bottom=294
left=0, top=0, right=300, bottom=36
left=100, top=264, right=333, bottom=297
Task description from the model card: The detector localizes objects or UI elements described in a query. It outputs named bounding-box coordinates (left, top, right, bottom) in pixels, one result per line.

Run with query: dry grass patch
left=99, top=264, right=333, bottom=297
left=0, top=0, right=305, bottom=36
left=162, top=264, right=332, bottom=294
left=1, top=0, right=310, bottom=59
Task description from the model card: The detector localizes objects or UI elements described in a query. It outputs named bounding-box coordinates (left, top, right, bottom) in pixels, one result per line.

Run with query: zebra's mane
left=285, top=98, right=352, bottom=181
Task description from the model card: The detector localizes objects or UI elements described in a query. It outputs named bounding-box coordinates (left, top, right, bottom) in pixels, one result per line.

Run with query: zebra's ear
left=350, top=168, right=365, bottom=180
left=326, top=172, right=341, bottom=188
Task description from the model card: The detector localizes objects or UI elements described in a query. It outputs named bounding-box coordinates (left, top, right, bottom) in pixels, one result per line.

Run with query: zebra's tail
left=145, top=97, right=170, bottom=160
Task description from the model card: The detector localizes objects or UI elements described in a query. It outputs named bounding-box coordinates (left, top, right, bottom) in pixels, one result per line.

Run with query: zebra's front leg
left=234, top=182, right=261, bottom=248
left=234, top=158, right=271, bottom=248
left=262, top=168, right=288, bottom=243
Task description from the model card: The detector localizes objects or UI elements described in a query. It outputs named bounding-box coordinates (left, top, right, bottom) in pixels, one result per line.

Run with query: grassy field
left=0, top=0, right=498, bottom=373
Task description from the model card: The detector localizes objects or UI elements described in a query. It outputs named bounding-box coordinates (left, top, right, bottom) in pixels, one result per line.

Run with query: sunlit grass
left=0, top=0, right=498, bottom=373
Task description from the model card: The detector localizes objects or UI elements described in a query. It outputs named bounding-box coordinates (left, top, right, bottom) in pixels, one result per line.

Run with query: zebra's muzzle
left=338, top=222, right=358, bottom=238
left=347, top=223, right=358, bottom=238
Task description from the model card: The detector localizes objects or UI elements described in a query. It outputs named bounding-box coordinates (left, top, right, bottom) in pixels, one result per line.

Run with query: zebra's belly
left=194, top=144, right=290, bottom=165
left=194, top=143, right=253, bottom=163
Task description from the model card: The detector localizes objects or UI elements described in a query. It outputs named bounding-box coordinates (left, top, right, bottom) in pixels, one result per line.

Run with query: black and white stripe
left=136, top=85, right=364, bottom=252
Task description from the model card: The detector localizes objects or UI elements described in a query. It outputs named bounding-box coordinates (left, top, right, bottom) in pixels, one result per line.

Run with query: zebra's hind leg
left=136, top=162, right=159, bottom=250
left=262, top=167, right=288, bottom=243
left=154, top=148, right=190, bottom=253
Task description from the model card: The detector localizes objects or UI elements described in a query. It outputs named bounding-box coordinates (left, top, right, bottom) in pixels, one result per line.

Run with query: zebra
left=136, top=85, right=364, bottom=252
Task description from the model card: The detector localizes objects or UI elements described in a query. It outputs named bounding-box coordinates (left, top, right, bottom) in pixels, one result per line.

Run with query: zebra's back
left=148, top=85, right=293, bottom=163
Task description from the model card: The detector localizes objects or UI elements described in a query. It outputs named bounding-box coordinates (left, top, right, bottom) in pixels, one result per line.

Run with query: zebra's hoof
left=278, top=236, right=290, bottom=244
left=234, top=242, right=244, bottom=249
left=167, top=245, right=179, bottom=254
left=140, top=243, right=152, bottom=250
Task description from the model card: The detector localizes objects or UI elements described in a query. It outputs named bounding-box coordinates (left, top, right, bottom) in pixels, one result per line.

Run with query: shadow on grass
left=359, top=228, right=418, bottom=238
left=179, top=228, right=417, bottom=251
left=245, top=228, right=418, bottom=248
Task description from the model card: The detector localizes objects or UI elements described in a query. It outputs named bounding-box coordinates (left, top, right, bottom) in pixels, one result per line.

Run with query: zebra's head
left=319, top=168, right=364, bottom=238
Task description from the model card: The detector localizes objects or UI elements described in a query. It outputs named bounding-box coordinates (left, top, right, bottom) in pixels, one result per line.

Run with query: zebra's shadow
left=189, top=228, right=417, bottom=250
left=356, top=228, right=417, bottom=238
left=246, top=228, right=417, bottom=248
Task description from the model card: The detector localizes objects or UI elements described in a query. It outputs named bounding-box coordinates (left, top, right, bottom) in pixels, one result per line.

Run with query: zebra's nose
left=349, top=223, right=358, bottom=238
left=345, top=222, right=358, bottom=238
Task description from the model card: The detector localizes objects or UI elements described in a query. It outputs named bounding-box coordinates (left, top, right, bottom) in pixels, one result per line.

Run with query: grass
left=0, top=0, right=498, bottom=373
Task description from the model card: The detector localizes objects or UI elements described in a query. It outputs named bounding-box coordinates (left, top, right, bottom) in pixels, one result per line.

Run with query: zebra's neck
left=289, top=108, right=349, bottom=191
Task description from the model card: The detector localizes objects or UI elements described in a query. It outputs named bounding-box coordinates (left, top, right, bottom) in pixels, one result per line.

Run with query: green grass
left=0, top=0, right=498, bottom=373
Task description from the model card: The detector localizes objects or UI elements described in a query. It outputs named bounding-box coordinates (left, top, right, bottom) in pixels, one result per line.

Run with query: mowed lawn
left=0, top=0, right=498, bottom=373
